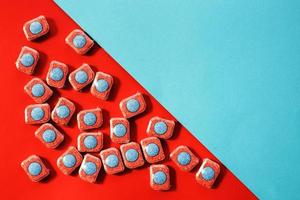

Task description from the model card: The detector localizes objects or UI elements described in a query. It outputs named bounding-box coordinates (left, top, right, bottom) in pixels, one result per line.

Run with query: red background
left=0, top=1, right=256, bottom=199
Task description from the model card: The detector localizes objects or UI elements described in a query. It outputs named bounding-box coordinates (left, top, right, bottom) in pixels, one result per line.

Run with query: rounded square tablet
left=21, top=155, right=50, bottom=182
left=195, top=158, right=220, bottom=189
left=90, top=71, right=113, bottom=100
left=79, top=154, right=102, bottom=183
left=119, top=92, right=146, bottom=118
left=24, top=78, right=53, bottom=103
left=170, top=145, right=199, bottom=172
left=65, top=29, right=94, bottom=54
left=110, top=118, right=130, bottom=144
left=77, top=132, right=103, bottom=153
left=51, top=97, right=75, bottom=125
left=16, top=46, right=39, bottom=75
left=77, top=108, right=103, bottom=131
left=25, top=103, right=50, bottom=124
left=120, top=142, right=145, bottom=169
left=46, top=61, right=68, bottom=88
left=141, top=137, right=165, bottom=164
left=68, top=63, right=95, bottom=91
left=23, top=15, right=49, bottom=41
left=147, top=116, right=175, bottom=139
left=35, top=123, right=64, bottom=149
left=57, top=146, right=83, bottom=175
left=100, top=147, right=125, bottom=174
left=150, top=164, right=171, bottom=191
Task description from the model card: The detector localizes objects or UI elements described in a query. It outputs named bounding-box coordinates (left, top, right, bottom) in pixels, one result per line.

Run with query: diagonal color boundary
left=54, top=0, right=300, bottom=199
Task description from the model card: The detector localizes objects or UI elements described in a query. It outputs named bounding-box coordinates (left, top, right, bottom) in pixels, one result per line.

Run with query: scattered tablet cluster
left=18, top=15, right=220, bottom=190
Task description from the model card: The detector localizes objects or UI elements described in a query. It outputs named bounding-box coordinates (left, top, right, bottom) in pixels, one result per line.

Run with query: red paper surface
left=0, top=1, right=256, bottom=199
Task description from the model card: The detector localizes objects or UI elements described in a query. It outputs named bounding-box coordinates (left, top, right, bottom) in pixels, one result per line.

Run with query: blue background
left=55, top=0, right=300, bottom=199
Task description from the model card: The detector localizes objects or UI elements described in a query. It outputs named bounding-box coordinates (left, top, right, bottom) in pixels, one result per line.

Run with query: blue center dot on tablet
left=154, top=121, right=168, bottom=135
left=31, top=83, right=45, bottom=97
left=126, top=99, right=140, bottom=113
left=145, top=143, right=159, bottom=157
left=125, top=149, right=139, bottom=162
left=177, top=151, right=191, bottom=166
left=28, top=162, right=42, bottom=176
left=153, top=171, right=167, bottom=185
left=95, top=79, right=109, bottom=92
left=42, top=129, right=56, bottom=143
left=50, top=67, right=64, bottom=81
left=105, top=154, right=119, bottom=168
left=20, top=53, right=34, bottom=67
left=73, top=35, right=86, bottom=48
left=31, top=107, right=44, bottom=121
left=113, top=123, right=127, bottom=137
left=75, top=70, right=88, bottom=84
left=82, top=161, right=97, bottom=175
left=83, top=135, right=98, bottom=149
left=56, top=105, right=70, bottom=119
left=201, top=166, right=215, bottom=181
left=83, top=112, right=97, bottom=126
left=29, top=21, right=43, bottom=34
left=62, top=154, right=77, bottom=168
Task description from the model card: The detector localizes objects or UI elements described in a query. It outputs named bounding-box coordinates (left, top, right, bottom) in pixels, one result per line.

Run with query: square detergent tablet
left=24, top=78, right=53, bottom=103
left=69, top=63, right=95, bottom=91
left=141, top=137, right=165, bottom=164
left=170, top=145, right=199, bottom=172
left=21, top=155, right=50, bottom=182
left=16, top=46, right=39, bottom=75
left=65, top=29, right=94, bottom=54
left=77, top=132, right=103, bottom=153
left=77, top=108, right=103, bottom=131
left=57, top=146, right=83, bottom=175
left=195, top=158, right=220, bottom=189
left=100, top=147, right=125, bottom=175
left=79, top=154, right=102, bottom=183
left=35, top=123, right=64, bottom=149
left=110, top=118, right=130, bottom=144
left=46, top=61, right=68, bottom=88
left=147, top=116, right=175, bottom=140
left=23, top=15, right=49, bottom=41
left=119, top=92, right=146, bottom=118
left=90, top=71, right=113, bottom=100
left=120, top=142, right=145, bottom=169
left=25, top=103, right=50, bottom=124
left=51, top=97, right=75, bottom=125
left=150, top=164, right=171, bottom=191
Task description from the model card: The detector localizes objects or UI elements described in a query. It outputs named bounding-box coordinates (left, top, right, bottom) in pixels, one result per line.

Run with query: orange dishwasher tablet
left=21, top=155, right=50, bottom=182
left=77, top=132, right=103, bottom=153
left=57, top=146, right=83, bottom=175
left=46, top=61, right=68, bottom=88
left=16, top=46, right=39, bottom=75
left=119, top=92, right=146, bottom=118
left=68, top=63, right=95, bottom=91
left=79, top=154, right=102, bottom=183
left=24, top=78, right=53, bottom=103
left=23, top=15, right=49, bottom=41
left=35, top=123, right=64, bottom=149
left=77, top=108, right=103, bottom=131
left=150, top=164, right=171, bottom=191
left=170, top=145, right=199, bottom=172
left=141, top=137, right=165, bottom=164
left=110, top=118, right=130, bottom=144
left=120, top=142, right=145, bottom=169
left=25, top=103, right=50, bottom=124
left=51, top=97, right=75, bottom=125
left=65, top=29, right=94, bottom=54
left=100, top=147, right=125, bottom=175
left=90, top=71, right=114, bottom=100
left=146, top=116, right=175, bottom=139
left=195, top=158, right=220, bottom=188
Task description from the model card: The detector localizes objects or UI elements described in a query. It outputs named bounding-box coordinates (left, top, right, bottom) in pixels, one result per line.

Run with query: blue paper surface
left=54, top=0, right=300, bottom=199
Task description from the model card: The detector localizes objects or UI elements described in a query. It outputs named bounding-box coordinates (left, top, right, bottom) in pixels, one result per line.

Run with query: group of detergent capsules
left=17, top=15, right=220, bottom=190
